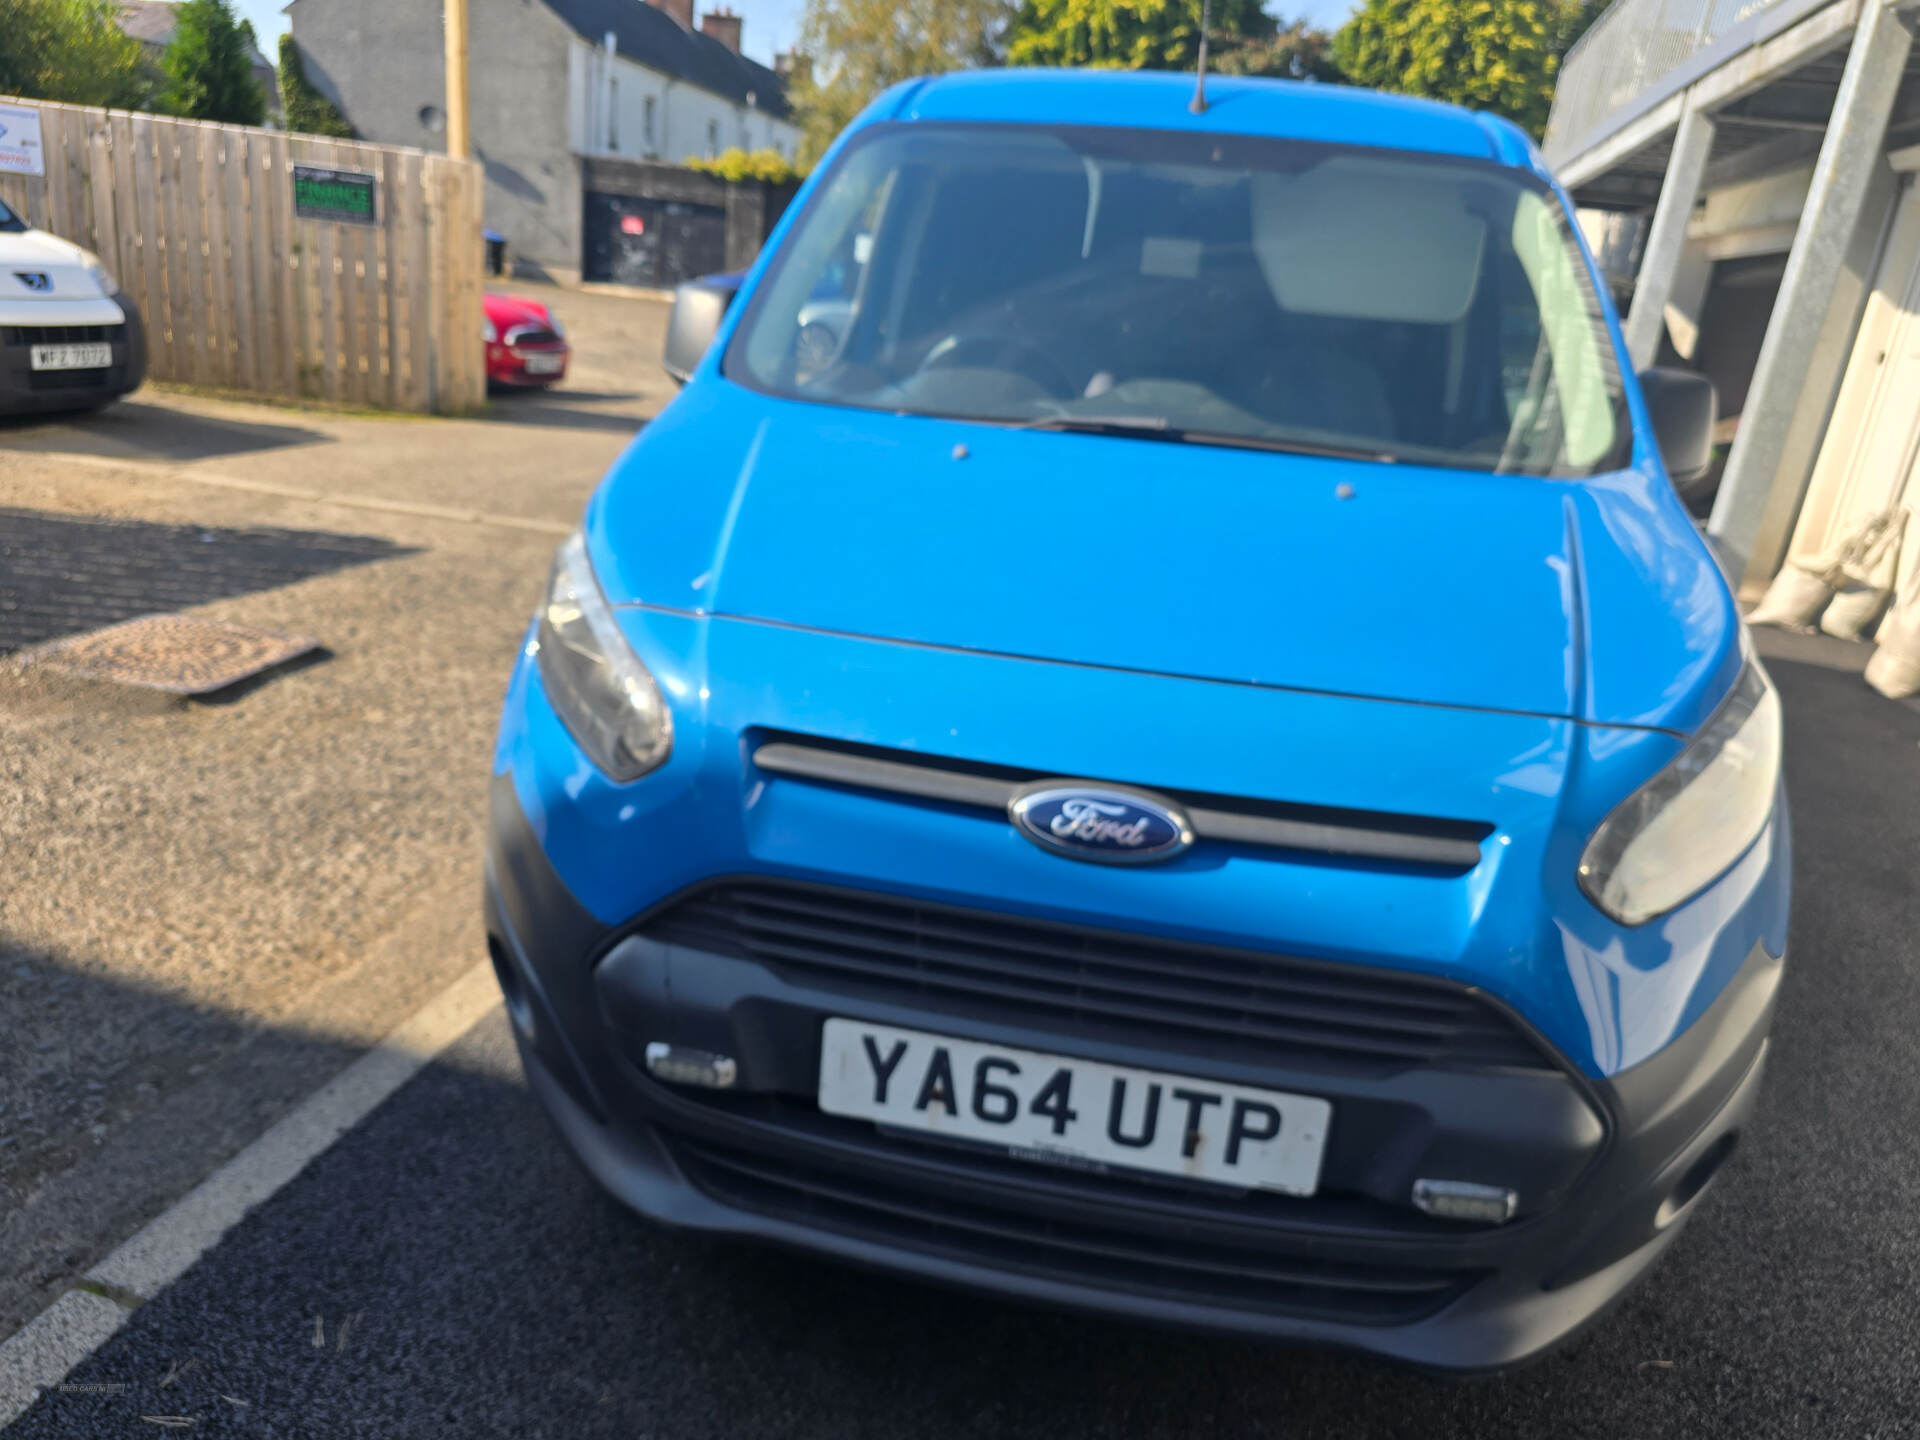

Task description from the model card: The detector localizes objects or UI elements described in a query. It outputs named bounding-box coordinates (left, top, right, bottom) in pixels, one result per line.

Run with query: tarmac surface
left=0, top=283, right=666, bottom=1331
left=7, top=630, right=1920, bottom=1435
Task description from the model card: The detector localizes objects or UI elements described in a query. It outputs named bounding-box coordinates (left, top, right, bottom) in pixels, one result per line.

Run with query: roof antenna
left=1189, top=0, right=1213, bottom=114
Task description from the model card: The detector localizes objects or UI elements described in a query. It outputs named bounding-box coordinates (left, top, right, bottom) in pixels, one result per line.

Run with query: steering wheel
left=920, top=334, right=1077, bottom=399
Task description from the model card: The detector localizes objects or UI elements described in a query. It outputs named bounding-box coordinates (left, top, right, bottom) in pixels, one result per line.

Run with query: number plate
left=520, top=352, right=564, bottom=375
left=30, top=343, right=112, bottom=372
left=817, top=1019, right=1331, bottom=1195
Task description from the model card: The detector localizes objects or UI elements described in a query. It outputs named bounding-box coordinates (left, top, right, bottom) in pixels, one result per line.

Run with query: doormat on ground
left=29, top=614, right=322, bottom=695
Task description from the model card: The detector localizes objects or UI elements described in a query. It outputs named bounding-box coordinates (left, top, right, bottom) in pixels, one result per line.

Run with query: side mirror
left=1637, top=367, right=1718, bottom=487
left=662, top=274, right=742, bottom=386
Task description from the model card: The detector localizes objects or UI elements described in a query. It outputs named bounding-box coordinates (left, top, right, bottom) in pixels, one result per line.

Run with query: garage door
left=582, top=192, right=727, bottom=289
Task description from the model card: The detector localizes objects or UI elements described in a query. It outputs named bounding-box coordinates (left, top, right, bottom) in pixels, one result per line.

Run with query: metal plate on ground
left=30, top=615, right=322, bottom=695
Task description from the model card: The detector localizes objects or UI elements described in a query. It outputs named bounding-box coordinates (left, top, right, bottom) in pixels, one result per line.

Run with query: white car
left=0, top=195, right=146, bottom=416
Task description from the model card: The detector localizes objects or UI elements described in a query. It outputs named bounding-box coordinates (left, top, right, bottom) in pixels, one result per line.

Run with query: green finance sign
left=293, top=165, right=378, bottom=225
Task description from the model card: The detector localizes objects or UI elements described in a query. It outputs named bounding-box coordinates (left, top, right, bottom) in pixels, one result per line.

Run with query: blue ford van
left=486, top=70, right=1789, bottom=1372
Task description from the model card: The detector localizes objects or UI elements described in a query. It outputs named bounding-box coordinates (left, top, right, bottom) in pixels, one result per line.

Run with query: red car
left=484, top=292, right=570, bottom=388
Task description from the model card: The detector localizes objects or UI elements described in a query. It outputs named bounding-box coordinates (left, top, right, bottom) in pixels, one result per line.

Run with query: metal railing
left=1544, top=0, right=1788, bottom=164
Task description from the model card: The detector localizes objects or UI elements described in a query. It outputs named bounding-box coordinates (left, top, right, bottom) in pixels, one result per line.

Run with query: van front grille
left=638, top=879, right=1557, bottom=1073
left=3, top=324, right=126, bottom=346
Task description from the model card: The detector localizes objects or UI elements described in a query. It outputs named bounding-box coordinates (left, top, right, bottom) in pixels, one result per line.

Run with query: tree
left=278, top=34, right=354, bottom=138
left=0, top=0, right=148, bottom=109
left=1332, top=0, right=1570, bottom=136
left=685, top=148, right=799, bottom=185
left=1551, top=0, right=1610, bottom=59
left=1210, top=17, right=1344, bottom=83
left=790, top=0, right=1015, bottom=169
left=1007, top=0, right=1280, bottom=71
left=159, top=0, right=265, bottom=126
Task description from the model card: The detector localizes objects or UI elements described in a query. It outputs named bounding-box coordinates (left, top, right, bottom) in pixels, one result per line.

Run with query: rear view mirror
left=1637, top=368, right=1718, bottom=487
left=662, top=274, right=741, bottom=386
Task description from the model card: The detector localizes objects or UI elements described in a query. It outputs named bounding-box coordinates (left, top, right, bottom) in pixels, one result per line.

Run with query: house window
left=707, top=119, right=719, bottom=158
left=608, top=78, right=619, bottom=152
left=644, top=97, right=656, bottom=150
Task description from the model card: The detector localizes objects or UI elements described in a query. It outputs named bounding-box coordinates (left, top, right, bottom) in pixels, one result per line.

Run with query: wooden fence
left=0, top=96, right=485, bottom=414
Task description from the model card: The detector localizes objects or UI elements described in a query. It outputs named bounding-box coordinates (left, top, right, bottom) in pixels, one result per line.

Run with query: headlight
left=1578, top=659, right=1781, bottom=925
left=483, top=316, right=498, bottom=343
left=534, top=532, right=673, bottom=782
left=82, top=252, right=116, bottom=294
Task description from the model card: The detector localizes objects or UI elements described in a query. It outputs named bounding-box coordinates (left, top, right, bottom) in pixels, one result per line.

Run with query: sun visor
left=1252, top=161, right=1488, bottom=325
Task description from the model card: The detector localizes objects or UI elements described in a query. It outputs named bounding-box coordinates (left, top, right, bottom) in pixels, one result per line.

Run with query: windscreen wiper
left=1010, top=414, right=1176, bottom=437
left=1178, top=429, right=1399, bottom=463
left=1011, top=413, right=1398, bottom=463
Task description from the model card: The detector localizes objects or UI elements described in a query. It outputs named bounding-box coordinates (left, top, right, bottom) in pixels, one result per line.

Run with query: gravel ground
left=0, top=284, right=669, bottom=1329
left=4, top=629, right=1918, bottom=1438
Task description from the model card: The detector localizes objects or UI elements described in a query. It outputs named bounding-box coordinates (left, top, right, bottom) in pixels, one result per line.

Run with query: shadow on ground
left=3, top=635, right=1919, bottom=1438
left=482, top=389, right=650, bottom=437
left=0, top=400, right=329, bottom=464
left=507, top=390, right=640, bottom=406
left=0, top=507, right=418, bottom=655
left=0, top=939, right=367, bottom=1332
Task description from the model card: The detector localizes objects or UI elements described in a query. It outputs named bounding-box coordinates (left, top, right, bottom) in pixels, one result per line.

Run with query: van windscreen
left=724, top=123, right=1628, bottom=476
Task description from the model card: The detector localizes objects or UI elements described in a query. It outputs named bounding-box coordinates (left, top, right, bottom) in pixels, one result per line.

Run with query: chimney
left=774, top=51, right=812, bottom=86
left=649, top=0, right=693, bottom=30
left=699, top=7, right=742, bottom=53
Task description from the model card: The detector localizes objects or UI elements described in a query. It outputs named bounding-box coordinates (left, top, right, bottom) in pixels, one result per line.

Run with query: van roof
left=875, top=70, right=1542, bottom=174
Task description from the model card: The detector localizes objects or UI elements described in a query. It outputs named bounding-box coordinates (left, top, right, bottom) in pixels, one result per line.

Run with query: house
left=117, top=1, right=282, bottom=117
left=287, top=0, right=801, bottom=284
left=1544, top=0, right=1920, bottom=604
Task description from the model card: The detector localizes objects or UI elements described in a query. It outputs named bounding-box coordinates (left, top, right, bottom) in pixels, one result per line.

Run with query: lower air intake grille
left=638, top=880, right=1557, bottom=1073
left=670, top=1135, right=1482, bottom=1325
left=27, top=368, right=109, bottom=390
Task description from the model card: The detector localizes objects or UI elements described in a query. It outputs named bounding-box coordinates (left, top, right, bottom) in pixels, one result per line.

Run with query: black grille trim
left=503, top=326, right=563, bottom=348
left=26, top=369, right=110, bottom=390
left=3, top=323, right=127, bottom=346
left=638, top=879, right=1559, bottom=1073
left=670, top=1134, right=1483, bottom=1325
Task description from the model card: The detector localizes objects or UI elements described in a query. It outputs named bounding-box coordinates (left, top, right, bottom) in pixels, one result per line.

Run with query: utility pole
left=445, top=0, right=471, bottom=160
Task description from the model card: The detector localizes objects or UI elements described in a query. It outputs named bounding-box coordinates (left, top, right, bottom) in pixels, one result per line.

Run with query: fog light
left=1412, top=1179, right=1518, bottom=1224
left=644, top=1042, right=738, bottom=1089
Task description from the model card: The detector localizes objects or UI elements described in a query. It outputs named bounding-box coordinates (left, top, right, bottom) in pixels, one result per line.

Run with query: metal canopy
left=1570, top=45, right=1920, bottom=209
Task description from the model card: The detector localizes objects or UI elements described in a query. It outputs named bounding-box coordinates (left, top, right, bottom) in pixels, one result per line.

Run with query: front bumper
left=486, top=343, right=568, bottom=387
left=0, top=290, right=147, bottom=414
left=485, top=770, right=1781, bottom=1373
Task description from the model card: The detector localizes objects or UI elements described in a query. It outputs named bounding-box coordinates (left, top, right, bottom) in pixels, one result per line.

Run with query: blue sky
left=241, top=0, right=1357, bottom=72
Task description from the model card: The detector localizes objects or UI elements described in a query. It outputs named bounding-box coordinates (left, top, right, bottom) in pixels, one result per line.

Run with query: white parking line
left=0, top=1293, right=128, bottom=1426
left=0, top=960, right=501, bottom=1428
